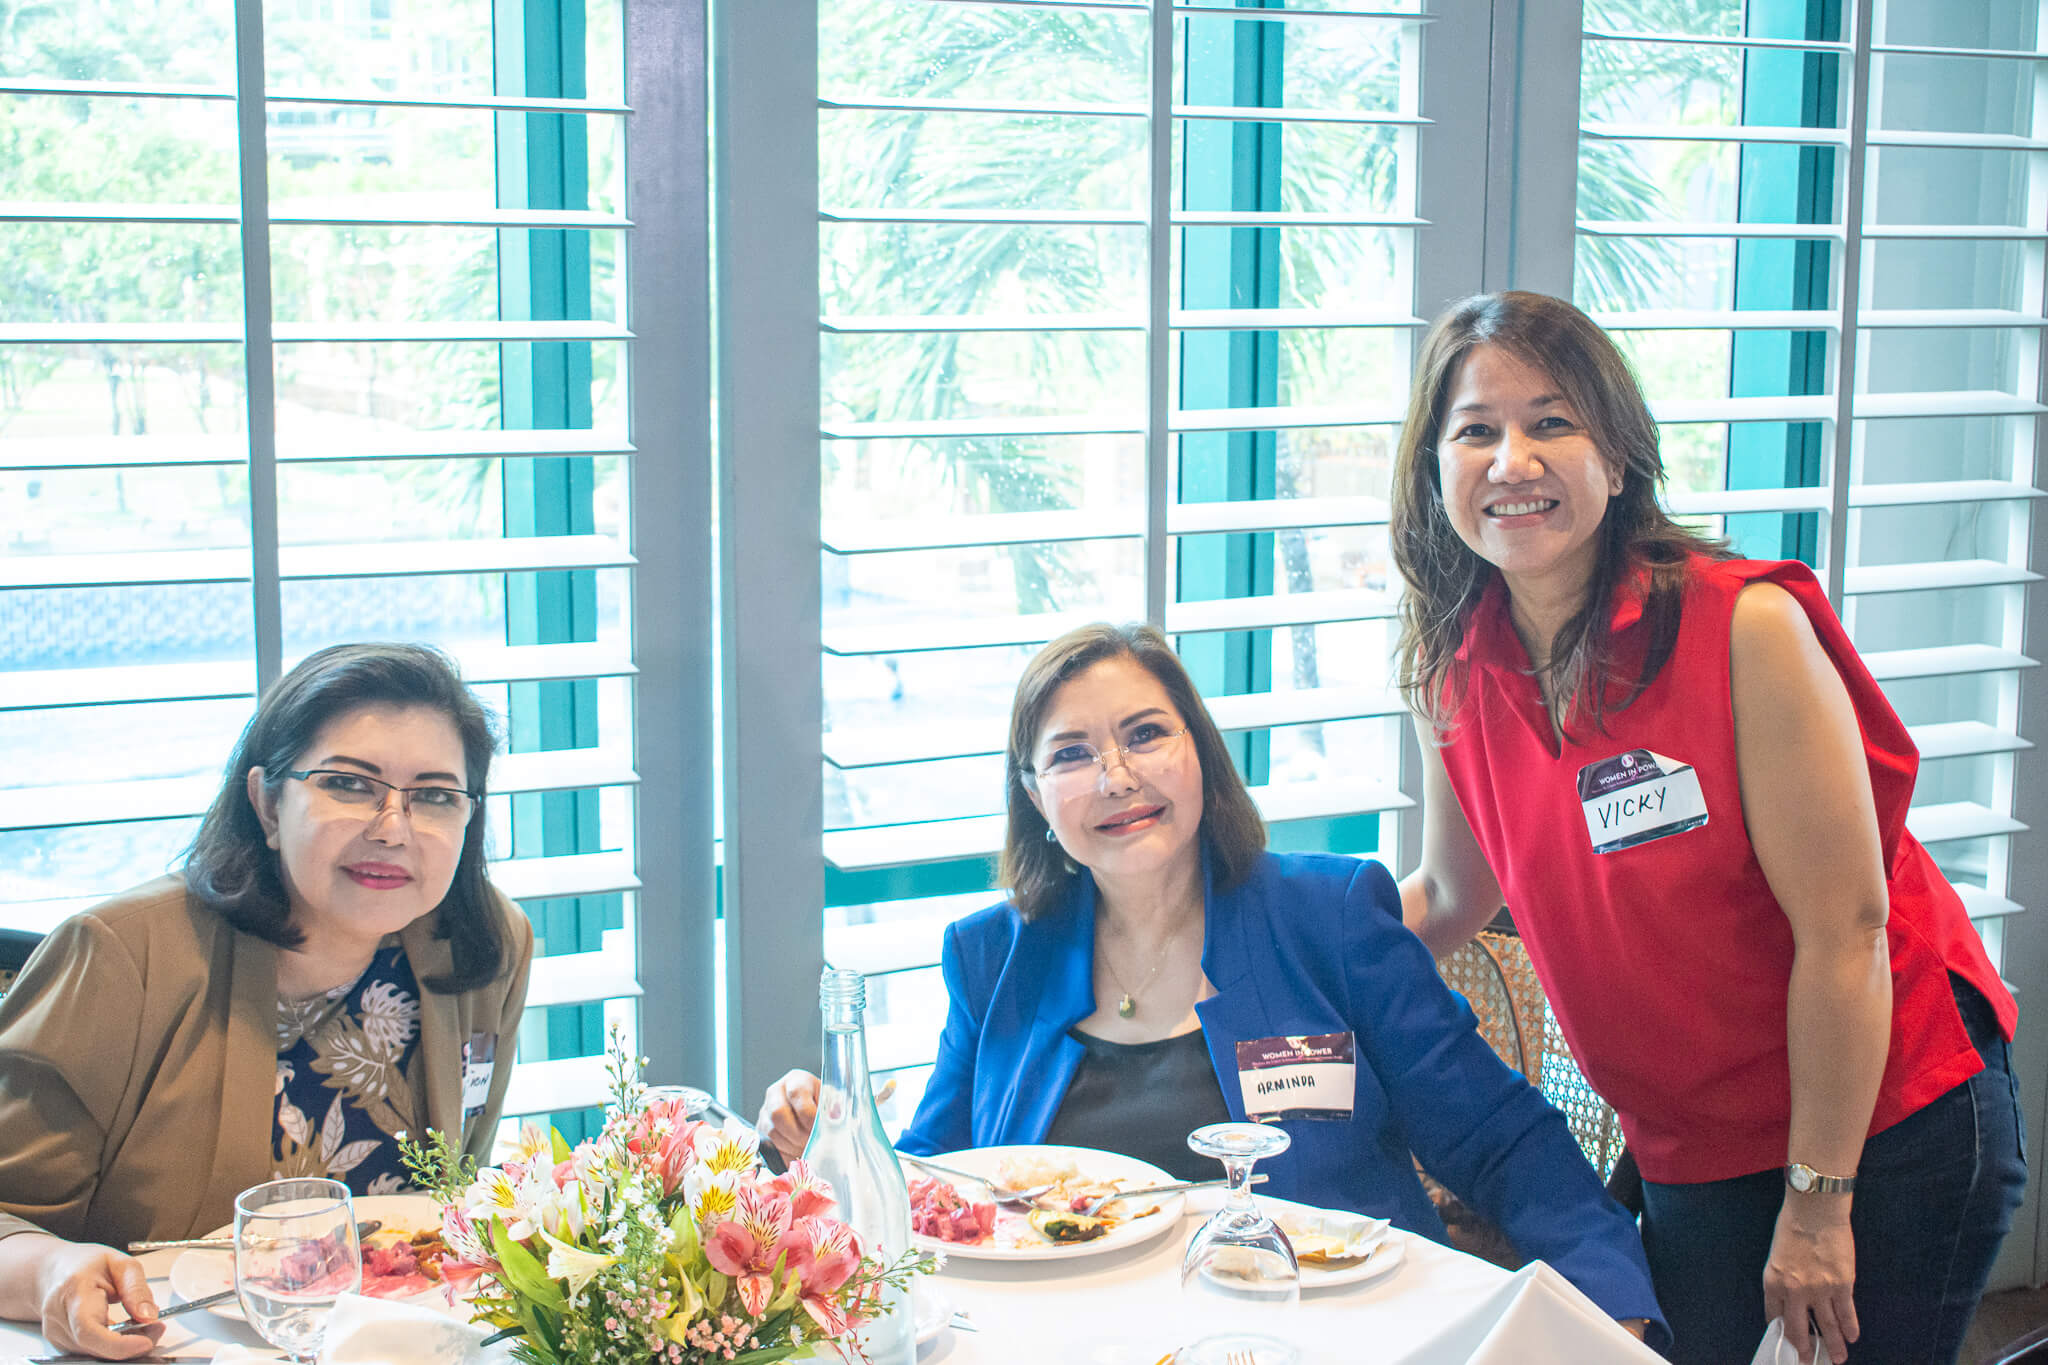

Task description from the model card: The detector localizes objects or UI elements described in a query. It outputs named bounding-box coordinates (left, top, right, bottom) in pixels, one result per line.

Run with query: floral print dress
left=272, top=942, right=425, bottom=1196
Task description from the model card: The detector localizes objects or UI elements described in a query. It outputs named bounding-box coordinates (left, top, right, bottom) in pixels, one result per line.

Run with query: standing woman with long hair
left=1392, top=290, right=2024, bottom=1365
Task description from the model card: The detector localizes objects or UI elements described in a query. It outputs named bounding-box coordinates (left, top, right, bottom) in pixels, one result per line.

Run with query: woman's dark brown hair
left=998, top=622, right=1266, bottom=921
left=184, top=642, right=509, bottom=992
left=1391, top=290, right=1725, bottom=739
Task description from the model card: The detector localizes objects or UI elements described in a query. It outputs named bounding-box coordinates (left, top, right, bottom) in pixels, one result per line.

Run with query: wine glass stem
left=1222, top=1153, right=1256, bottom=1209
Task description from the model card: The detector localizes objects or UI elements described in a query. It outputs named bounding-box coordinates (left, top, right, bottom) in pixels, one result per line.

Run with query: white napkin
left=209, top=1292, right=513, bottom=1365
left=1750, top=1317, right=1825, bottom=1365
left=1388, top=1261, right=1666, bottom=1365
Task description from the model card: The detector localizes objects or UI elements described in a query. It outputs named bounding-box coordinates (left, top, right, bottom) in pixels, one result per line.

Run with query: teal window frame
left=496, top=0, right=614, bottom=1144
left=1725, top=0, right=1840, bottom=568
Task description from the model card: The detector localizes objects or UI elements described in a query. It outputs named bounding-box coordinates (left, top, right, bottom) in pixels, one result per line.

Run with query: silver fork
left=897, top=1154, right=1056, bottom=1205
left=1078, top=1173, right=1267, bottom=1216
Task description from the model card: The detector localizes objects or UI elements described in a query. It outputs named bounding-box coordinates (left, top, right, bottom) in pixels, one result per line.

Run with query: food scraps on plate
left=908, top=1155, right=1161, bottom=1249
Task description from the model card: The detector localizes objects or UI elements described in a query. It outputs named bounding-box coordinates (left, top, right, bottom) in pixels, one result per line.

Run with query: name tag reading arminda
left=1236, top=1031, right=1355, bottom=1122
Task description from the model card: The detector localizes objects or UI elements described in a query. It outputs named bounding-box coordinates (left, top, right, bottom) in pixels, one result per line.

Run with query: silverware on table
left=1078, top=1172, right=1269, bottom=1216
left=896, top=1153, right=1056, bottom=1206
left=112, top=1287, right=237, bottom=1333
left=128, top=1217, right=383, bottom=1254
left=947, top=1311, right=979, bottom=1334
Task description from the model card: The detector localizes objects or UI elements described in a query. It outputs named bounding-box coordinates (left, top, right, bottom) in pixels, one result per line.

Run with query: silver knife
left=130, top=1217, right=383, bottom=1254
left=112, top=1287, right=237, bottom=1333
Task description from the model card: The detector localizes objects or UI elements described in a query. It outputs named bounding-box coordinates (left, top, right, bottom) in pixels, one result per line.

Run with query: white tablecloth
left=0, top=1208, right=1663, bottom=1363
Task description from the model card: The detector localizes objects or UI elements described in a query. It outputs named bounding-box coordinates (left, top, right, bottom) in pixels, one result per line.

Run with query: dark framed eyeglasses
left=284, top=768, right=477, bottom=830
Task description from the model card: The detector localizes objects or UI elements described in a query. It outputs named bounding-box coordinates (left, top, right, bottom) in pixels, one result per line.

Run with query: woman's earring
left=1044, top=827, right=1059, bottom=844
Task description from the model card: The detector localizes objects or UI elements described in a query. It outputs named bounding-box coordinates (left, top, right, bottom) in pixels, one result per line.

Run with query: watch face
left=1789, top=1164, right=1814, bottom=1192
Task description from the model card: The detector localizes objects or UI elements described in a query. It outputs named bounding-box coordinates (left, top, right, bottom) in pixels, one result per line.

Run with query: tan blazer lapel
left=200, top=927, right=279, bottom=1222
left=403, top=917, right=470, bottom=1146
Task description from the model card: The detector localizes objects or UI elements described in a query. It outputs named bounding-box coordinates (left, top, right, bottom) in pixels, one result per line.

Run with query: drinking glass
left=643, top=1085, right=714, bottom=1119
left=1177, top=1123, right=1302, bottom=1365
left=234, top=1178, right=362, bottom=1362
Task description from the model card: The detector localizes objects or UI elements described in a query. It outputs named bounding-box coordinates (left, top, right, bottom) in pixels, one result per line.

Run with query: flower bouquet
left=400, top=1034, right=929, bottom=1365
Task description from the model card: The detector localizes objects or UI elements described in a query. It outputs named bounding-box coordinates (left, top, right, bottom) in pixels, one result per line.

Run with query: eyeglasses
left=1024, top=724, right=1190, bottom=796
left=284, top=769, right=477, bottom=831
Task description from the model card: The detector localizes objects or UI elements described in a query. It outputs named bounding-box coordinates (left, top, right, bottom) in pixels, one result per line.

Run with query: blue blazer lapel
left=981, top=878, right=1094, bottom=1146
left=1194, top=849, right=1271, bottom=1123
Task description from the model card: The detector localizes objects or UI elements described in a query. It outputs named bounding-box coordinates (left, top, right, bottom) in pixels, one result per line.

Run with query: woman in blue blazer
left=761, top=622, right=1662, bottom=1343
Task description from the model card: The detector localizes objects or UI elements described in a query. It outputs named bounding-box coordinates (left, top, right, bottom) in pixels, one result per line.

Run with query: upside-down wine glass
left=233, top=1177, right=362, bottom=1362
left=1177, top=1123, right=1303, bottom=1365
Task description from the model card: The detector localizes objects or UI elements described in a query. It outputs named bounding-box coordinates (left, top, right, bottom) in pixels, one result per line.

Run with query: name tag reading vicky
left=1577, top=748, right=1708, bottom=855
left=462, top=1032, right=498, bottom=1117
left=1236, top=1031, right=1355, bottom=1122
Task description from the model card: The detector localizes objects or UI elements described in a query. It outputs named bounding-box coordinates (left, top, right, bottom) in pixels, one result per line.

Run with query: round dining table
left=0, top=1200, right=1665, bottom=1365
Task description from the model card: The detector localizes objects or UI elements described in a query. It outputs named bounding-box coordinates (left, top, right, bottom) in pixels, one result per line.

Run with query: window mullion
left=232, top=0, right=282, bottom=691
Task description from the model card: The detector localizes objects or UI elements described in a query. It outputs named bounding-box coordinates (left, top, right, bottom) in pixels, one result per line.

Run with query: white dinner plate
left=1261, top=1196, right=1403, bottom=1291
left=906, top=1144, right=1186, bottom=1262
left=169, top=1192, right=449, bottom=1322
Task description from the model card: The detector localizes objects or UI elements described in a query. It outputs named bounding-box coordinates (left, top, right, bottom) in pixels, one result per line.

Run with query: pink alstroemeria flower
left=436, top=1205, right=502, bottom=1296
left=624, top=1103, right=710, bottom=1196
left=769, top=1159, right=836, bottom=1221
left=702, top=1182, right=794, bottom=1316
left=779, top=1217, right=865, bottom=1337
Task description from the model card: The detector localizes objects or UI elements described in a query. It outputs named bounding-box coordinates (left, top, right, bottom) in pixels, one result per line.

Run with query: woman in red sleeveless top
left=1390, top=291, right=2024, bottom=1365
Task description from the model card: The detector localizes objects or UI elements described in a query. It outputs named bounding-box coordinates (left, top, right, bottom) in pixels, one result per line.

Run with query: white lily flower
left=539, top=1228, right=617, bottom=1297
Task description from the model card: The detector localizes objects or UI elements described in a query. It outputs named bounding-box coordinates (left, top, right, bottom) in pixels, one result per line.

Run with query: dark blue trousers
left=1641, top=979, right=2026, bottom=1365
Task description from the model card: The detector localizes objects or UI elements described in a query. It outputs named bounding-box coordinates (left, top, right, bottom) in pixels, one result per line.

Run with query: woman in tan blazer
left=0, top=643, right=533, bottom=1359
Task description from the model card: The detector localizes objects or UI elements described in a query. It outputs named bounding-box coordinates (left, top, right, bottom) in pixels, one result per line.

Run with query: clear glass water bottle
left=802, top=967, right=915, bottom=1365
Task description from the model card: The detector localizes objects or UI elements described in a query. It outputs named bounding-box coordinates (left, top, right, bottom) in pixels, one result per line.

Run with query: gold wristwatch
left=1784, top=1162, right=1856, bottom=1194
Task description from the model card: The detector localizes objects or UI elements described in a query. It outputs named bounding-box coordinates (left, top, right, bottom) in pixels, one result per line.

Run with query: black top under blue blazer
left=897, top=850, right=1665, bottom=1340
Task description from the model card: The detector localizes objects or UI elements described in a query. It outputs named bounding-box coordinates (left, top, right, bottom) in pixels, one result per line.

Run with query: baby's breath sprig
left=396, top=1127, right=476, bottom=1203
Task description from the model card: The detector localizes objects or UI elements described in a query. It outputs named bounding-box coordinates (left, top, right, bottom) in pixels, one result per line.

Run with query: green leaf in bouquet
left=488, top=1218, right=567, bottom=1313
left=551, top=1129, right=573, bottom=1164
left=724, top=1345, right=803, bottom=1365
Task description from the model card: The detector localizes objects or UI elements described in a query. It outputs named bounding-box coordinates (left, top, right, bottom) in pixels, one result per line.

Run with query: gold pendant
left=1117, top=994, right=1135, bottom=1018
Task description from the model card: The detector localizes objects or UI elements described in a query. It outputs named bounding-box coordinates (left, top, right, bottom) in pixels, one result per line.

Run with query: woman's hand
left=10, top=1236, right=164, bottom=1360
left=1763, top=1196, right=1857, bottom=1365
left=756, top=1068, right=821, bottom=1166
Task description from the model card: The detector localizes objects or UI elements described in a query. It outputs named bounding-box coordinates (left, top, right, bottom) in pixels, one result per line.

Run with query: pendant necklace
left=1099, top=915, right=1186, bottom=1019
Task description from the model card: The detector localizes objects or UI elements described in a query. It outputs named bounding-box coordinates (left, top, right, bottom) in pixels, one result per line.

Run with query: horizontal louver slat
left=490, top=851, right=640, bottom=901
left=1850, top=481, right=2044, bottom=507
left=1, top=661, right=254, bottom=711
left=820, top=684, right=1404, bottom=770
left=1663, top=487, right=1832, bottom=516
left=1843, top=559, right=2041, bottom=594
left=1864, top=645, right=2038, bottom=680
left=1171, top=495, right=1392, bottom=534
left=821, top=510, right=1141, bottom=554
left=491, top=749, right=639, bottom=795
left=1582, top=121, right=1848, bottom=146
left=1955, top=886, right=2025, bottom=920
left=822, top=779, right=1410, bottom=872
left=1906, top=721, right=2032, bottom=761
left=4, top=535, right=633, bottom=590
left=503, top=1055, right=611, bottom=1118
left=1593, top=309, right=1839, bottom=331
left=822, top=414, right=1144, bottom=440
left=1172, top=402, right=1403, bottom=432
left=1906, top=801, right=2026, bottom=844
left=0, top=430, right=636, bottom=472
left=442, top=641, right=637, bottom=685
left=1168, top=589, right=1396, bottom=634
left=524, top=949, right=644, bottom=1009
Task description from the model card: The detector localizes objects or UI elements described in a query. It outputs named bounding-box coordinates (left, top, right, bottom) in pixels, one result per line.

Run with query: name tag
left=462, top=1033, right=498, bottom=1117
left=1577, top=749, right=1708, bottom=854
left=1236, top=1031, right=1355, bottom=1122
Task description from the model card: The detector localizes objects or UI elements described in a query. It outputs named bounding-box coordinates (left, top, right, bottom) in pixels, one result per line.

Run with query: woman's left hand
left=1763, top=1196, right=1857, bottom=1365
